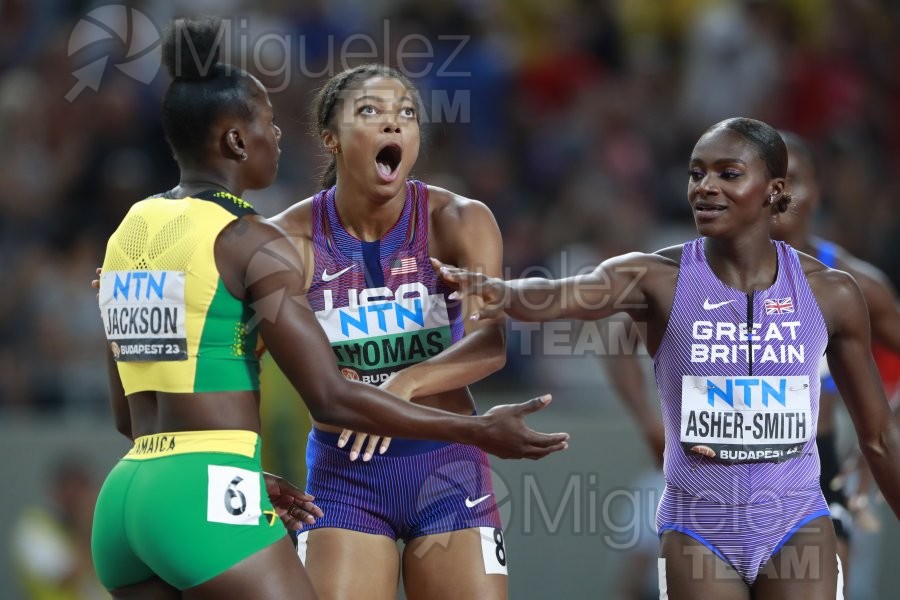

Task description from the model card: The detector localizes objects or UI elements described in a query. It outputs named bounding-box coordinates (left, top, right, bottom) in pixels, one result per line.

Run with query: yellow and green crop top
left=99, top=190, right=260, bottom=394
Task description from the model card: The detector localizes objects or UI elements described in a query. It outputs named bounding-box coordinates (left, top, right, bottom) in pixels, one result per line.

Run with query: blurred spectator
left=10, top=457, right=107, bottom=600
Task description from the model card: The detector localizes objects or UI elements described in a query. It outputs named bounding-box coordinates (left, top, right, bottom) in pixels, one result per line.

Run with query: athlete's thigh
left=301, top=528, right=399, bottom=600
left=111, top=577, right=181, bottom=599
left=183, top=536, right=315, bottom=600
left=403, top=527, right=507, bottom=600
left=753, top=515, right=839, bottom=600
left=659, top=530, right=749, bottom=600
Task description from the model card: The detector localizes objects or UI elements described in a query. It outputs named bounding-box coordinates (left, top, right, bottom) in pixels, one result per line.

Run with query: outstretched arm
left=824, top=271, right=900, bottom=518
left=219, top=216, right=569, bottom=459
left=436, top=252, right=663, bottom=323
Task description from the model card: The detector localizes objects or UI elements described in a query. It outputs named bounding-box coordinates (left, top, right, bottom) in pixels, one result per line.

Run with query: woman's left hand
left=337, top=373, right=413, bottom=460
left=263, top=472, right=323, bottom=530
left=337, top=430, right=390, bottom=462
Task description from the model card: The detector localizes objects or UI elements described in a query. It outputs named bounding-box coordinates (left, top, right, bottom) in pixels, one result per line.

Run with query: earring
left=240, top=152, right=248, bottom=161
left=329, top=147, right=340, bottom=156
left=767, top=193, right=776, bottom=205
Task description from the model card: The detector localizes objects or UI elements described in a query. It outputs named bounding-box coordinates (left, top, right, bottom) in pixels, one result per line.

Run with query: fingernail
left=448, top=291, right=460, bottom=300
left=363, top=452, right=372, bottom=461
left=337, top=440, right=346, bottom=448
left=380, top=446, right=387, bottom=454
left=349, top=451, right=358, bottom=461
left=562, top=442, right=568, bottom=449
left=470, top=314, right=479, bottom=321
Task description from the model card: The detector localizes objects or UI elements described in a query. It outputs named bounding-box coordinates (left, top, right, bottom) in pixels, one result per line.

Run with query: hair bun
left=162, top=17, right=223, bottom=81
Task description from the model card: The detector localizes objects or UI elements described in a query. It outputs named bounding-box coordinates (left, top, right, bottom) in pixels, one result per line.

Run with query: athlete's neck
left=704, top=234, right=778, bottom=292
left=177, top=166, right=244, bottom=199
left=333, top=180, right=406, bottom=242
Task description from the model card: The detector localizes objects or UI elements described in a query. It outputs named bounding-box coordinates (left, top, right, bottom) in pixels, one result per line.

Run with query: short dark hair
left=708, top=117, right=793, bottom=213
left=160, top=18, right=260, bottom=164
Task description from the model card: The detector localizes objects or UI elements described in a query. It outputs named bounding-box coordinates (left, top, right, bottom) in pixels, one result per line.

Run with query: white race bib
left=99, top=270, right=187, bottom=361
left=207, top=465, right=263, bottom=526
left=680, top=375, right=812, bottom=463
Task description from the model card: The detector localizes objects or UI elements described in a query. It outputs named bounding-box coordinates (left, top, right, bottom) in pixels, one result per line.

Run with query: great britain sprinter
left=599, top=130, right=900, bottom=594
left=437, top=117, right=900, bottom=599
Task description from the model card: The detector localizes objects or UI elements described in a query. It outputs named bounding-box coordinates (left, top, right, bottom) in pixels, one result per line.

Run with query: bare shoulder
left=805, top=261, right=865, bottom=330
left=220, top=213, right=283, bottom=244
left=269, top=196, right=316, bottom=237
left=652, top=243, right=686, bottom=266
left=427, top=184, right=496, bottom=226
left=798, top=251, right=854, bottom=293
left=602, top=248, right=680, bottom=284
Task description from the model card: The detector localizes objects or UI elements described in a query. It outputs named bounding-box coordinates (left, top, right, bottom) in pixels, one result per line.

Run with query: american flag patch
left=390, top=256, right=417, bottom=275
left=764, top=297, right=794, bottom=314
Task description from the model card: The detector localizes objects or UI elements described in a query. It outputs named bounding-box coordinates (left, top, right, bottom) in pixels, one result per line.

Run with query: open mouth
left=694, top=202, right=726, bottom=212
left=375, top=143, right=402, bottom=179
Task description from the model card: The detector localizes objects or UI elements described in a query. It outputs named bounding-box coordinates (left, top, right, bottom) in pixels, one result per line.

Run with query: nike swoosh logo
left=703, top=298, right=736, bottom=310
left=465, top=494, right=492, bottom=508
left=322, top=265, right=355, bottom=282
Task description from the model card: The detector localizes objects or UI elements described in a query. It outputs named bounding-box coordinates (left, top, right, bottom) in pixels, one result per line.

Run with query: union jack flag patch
left=764, top=297, right=794, bottom=314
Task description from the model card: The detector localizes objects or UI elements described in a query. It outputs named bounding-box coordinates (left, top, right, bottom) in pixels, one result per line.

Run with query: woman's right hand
left=431, top=258, right=508, bottom=321
left=477, top=395, right=569, bottom=459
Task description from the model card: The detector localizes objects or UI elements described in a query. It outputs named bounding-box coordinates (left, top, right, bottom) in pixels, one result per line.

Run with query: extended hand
left=479, top=395, right=569, bottom=459
left=431, top=258, right=508, bottom=321
left=263, top=472, right=324, bottom=530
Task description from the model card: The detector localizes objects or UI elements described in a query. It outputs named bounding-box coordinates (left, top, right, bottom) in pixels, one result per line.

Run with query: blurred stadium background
left=1, top=0, right=897, bottom=598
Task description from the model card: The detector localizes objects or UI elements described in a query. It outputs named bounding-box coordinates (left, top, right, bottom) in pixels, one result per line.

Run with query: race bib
left=207, top=465, right=263, bottom=526
left=680, top=375, right=812, bottom=463
left=99, top=270, right=188, bottom=361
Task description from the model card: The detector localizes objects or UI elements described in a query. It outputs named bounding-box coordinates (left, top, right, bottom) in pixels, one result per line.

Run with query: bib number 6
left=225, top=476, right=248, bottom=515
left=207, top=465, right=262, bottom=526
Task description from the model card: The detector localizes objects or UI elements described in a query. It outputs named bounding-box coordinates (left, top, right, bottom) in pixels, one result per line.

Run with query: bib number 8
left=479, top=526, right=508, bottom=575
left=494, top=528, right=507, bottom=566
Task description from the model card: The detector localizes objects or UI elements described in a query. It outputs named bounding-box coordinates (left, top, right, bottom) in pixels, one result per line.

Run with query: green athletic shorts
left=91, top=430, right=285, bottom=590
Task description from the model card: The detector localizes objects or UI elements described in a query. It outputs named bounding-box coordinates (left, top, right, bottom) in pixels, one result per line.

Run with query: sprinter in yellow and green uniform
left=93, top=190, right=287, bottom=591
